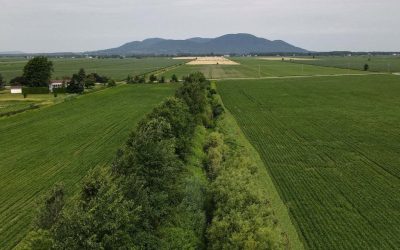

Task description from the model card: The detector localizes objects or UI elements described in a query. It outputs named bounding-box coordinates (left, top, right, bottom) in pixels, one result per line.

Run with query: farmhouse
left=49, top=80, right=64, bottom=92
left=10, top=86, right=22, bottom=94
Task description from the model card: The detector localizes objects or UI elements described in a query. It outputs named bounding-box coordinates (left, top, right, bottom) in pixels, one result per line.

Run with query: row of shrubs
left=126, top=74, right=179, bottom=84
left=19, top=72, right=286, bottom=249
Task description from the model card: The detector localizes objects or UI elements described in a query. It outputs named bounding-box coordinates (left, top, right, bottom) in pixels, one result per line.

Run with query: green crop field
left=0, top=57, right=183, bottom=82
left=0, top=84, right=176, bottom=249
left=160, top=57, right=368, bottom=80
left=292, top=55, right=400, bottom=73
left=218, top=75, right=400, bottom=249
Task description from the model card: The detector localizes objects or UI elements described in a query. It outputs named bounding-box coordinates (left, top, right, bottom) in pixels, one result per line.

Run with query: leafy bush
left=205, top=132, right=225, bottom=179
left=171, top=74, right=179, bottom=83
left=107, top=79, right=117, bottom=87
left=145, top=97, right=194, bottom=159
left=34, top=183, right=65, bottom=230
left=207, top=154, right=284, bottom=250
left=149, top=74, right=157, bottom=83
left=52, top=168, right=141, bottom=249
left=53, top=87, right=66, bottom=94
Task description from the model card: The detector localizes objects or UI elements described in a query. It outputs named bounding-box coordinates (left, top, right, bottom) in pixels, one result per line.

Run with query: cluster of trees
left=126, top=74, right=178, bottom=84
left=20, top=72, right=285, bottom=249
left=66, top=68, right=111, bottom=93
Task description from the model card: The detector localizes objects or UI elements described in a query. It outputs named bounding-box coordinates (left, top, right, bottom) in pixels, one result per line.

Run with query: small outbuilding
left=10, top=86, right=22, bottom=94
left=49, top=80, right=64, bottom=92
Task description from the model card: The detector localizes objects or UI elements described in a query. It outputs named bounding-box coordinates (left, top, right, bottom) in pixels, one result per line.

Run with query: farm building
left=49, top=80, right=64, bottom=92
left=10, top=86, right=22, bottom=94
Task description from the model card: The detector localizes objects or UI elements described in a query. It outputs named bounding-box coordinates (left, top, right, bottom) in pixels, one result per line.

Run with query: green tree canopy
left=149, top=74, right=157, bottom=83
left=66, top=69, right=86, bottom=93
left=22, top=57, right=54, bottom=87
left=171, top=74, right=178, bottom=83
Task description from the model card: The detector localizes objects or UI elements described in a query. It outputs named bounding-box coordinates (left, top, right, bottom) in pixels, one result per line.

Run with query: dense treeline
left=18, top=72, right=286, bottom=249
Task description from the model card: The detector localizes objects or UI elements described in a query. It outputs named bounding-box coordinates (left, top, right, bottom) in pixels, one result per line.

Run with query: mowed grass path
left=161, top=57, right=367, bottom=80
left=0, top=84, right=176, bottom=249
left=0, top=57, right=181, bottom=81
left=218, top=75, right=400, bottom=249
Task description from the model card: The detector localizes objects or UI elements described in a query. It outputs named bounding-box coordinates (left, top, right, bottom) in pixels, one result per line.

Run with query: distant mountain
left=0, top=51, right=25, bottom=55
left=89, top=33, right=308, bottom=55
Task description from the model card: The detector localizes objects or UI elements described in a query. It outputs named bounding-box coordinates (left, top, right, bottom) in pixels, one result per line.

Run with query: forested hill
left=90, top=33, right=308, bottom=55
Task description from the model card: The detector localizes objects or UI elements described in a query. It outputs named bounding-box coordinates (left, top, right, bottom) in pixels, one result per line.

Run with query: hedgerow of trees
left=19, top=72, right=286, bottom=249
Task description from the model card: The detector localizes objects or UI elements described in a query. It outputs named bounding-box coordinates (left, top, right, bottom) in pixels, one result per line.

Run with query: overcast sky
left=0, top=0, right=399, bottom=53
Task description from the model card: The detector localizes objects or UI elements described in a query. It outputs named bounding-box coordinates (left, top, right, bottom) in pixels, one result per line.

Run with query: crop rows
left=0, top=84, right=176, bottom=249
left=291, top=56, right=400, bottom=73
left=161, top=57, right=365, bottom=80
left=218, top=75, right=400, bottom=249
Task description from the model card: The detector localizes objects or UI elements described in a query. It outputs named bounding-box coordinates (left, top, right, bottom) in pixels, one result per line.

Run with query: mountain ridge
left=89, top=33, right=308, bottom=55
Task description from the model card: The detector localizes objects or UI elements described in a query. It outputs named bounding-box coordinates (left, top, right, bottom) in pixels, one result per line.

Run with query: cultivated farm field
left=161, top=57, right=368, bottom=80
left=0, top=84, right=176, bottom=249
left=218, top=75, right=400, bottom=249
left=0, top=57, right=183, bottom=82
left=292, top=55, right=400, bottom=73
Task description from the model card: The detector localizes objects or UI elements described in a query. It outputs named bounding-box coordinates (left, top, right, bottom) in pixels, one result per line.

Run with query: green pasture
left=0, top=84, right=176, bottom=249
left=218, top=75, right=400, bottom=249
